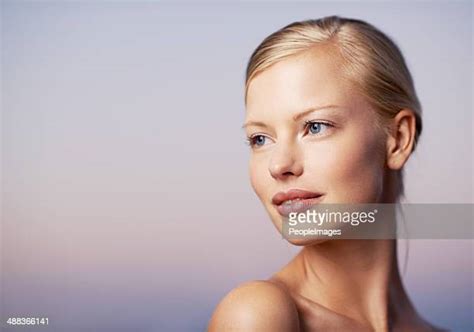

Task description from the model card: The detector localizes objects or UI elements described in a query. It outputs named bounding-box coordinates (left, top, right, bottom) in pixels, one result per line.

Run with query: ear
left=385, top=109, right=417, bottom=170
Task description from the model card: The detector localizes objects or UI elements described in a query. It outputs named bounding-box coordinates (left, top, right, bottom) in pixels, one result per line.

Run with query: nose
left=269, top=144, right=304, bottom=180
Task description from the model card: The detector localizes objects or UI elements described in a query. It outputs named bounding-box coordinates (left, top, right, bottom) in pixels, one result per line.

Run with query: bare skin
left=268, top=240, right=447, bottom=331
left=208, top=44, right=448, bottom=331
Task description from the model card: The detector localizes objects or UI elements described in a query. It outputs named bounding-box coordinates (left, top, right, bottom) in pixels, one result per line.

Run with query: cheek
left=305, top=130, right=385, bottom=203
left=249, top=154, right=268, bottom=201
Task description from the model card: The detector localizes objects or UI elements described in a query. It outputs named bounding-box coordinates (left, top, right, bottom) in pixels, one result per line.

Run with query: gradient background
left=1, top=1, right=473, bottom=331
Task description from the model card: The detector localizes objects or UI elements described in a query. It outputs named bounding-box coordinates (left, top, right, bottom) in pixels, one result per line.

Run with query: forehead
left=245, top=46, right=355, bottom=118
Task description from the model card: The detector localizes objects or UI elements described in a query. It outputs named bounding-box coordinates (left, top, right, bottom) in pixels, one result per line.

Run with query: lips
left=272, top=189, right=324, bottom=217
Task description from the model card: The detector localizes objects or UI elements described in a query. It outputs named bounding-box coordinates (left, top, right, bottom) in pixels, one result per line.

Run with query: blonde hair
left=244, top=15, right=422, bottom=201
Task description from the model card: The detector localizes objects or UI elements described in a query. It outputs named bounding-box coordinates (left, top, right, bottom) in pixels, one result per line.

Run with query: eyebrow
left=241, top=104, right=341, bottom=129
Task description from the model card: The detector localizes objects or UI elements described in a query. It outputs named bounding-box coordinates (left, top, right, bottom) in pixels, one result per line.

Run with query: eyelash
left=245, top=135, right=263, bottom=147
left=304, top=120, right=334, bottom=135
left=245, top=120, right=335, bottom=148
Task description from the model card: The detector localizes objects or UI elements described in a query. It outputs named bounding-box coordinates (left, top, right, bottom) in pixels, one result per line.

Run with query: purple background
left=1, top=1, right=472, bottom=331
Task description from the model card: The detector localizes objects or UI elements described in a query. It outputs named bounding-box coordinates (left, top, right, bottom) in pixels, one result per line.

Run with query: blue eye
left=253, top=135, right=266, bottom=146
left=305, top=120, right=333, bottom=135
left=309, top=122, right=322, bottom=134
left=250, top=135, right=267, bottom=146
left=247, top=134, right=269, bottom=148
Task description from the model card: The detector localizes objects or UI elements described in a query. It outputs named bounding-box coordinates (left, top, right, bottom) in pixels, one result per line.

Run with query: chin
left=285, top=238, right=330, bottom=246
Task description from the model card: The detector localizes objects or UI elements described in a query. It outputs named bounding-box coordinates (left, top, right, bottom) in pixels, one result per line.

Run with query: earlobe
left=385, top=109, right=417, bottom=171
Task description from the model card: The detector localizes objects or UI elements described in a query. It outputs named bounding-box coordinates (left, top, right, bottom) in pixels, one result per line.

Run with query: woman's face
left=244, top=46, right=388, bottom=244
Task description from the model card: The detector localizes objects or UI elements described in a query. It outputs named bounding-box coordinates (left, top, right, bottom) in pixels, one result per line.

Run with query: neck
left=296, top=239, right=413, bottom=331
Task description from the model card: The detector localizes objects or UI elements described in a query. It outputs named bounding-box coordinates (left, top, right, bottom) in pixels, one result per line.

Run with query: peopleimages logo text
left=288, top=209, right=379, bottom=227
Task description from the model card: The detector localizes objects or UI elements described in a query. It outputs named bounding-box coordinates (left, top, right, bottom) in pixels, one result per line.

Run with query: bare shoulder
left=207, top=280, right=300, bottom=331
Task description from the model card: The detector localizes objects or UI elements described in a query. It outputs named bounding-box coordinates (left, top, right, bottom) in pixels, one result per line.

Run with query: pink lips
left=272, top=189, right=324, bottom=217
